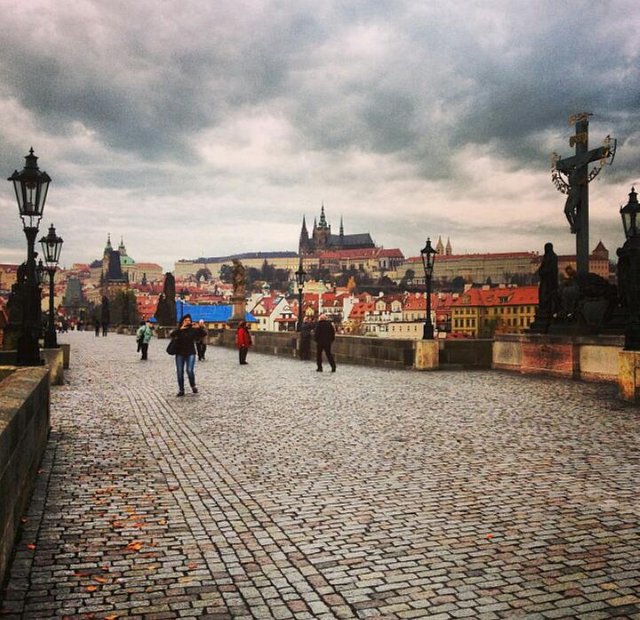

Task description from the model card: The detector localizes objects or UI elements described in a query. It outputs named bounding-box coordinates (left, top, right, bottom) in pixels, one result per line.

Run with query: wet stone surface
left=1, top=331, right=639, bottom=619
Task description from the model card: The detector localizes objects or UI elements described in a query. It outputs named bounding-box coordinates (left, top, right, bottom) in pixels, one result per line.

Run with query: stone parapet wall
left=493, top=333, right=624, bottom=382
left=220, top=330, right=414, bottom=369
left=439, top=339, right=493, bottom=369
left=218, top=330, right=493, bottom=370
left=0, top=366, right=50, bottom=588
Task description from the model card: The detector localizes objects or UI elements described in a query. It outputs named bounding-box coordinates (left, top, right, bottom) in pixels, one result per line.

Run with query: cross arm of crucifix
left=554, top=146, right=609, bottom=175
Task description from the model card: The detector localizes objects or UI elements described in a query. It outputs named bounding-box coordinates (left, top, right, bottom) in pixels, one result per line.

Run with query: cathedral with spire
left=298, top=205, right=376, bottom=255
left=90, top=234, right=163, bottom=289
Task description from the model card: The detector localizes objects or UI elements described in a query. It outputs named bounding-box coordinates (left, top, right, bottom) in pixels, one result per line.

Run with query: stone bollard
left=414, top=340, right=439, bottom=370
left=618, top=350, right=640, bottom=403
left=60, top=343, right=70, bottom=369
left=40, top=348, right=65, bottom=386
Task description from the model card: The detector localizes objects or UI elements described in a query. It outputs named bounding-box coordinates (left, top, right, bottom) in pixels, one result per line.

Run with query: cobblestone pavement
left=1, top=331, right=639, bottom=620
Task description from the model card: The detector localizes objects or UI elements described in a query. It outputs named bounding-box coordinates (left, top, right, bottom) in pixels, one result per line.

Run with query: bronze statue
left=537, top=242, right=559, bottom=317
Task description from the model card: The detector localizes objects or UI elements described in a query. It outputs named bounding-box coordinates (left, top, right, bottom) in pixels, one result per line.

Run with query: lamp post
left=40, top=224, right=64, bottom=348
left=420, top=238, right=437, bottom=340
left=617, top=187, right=640, bottom=350
left=7, top=148, right=51, bottom=365
left=295, top=259, right=306, bottom=332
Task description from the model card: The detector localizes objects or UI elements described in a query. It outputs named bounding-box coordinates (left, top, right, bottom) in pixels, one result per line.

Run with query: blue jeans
left=175, top=354, right=196, bottom=392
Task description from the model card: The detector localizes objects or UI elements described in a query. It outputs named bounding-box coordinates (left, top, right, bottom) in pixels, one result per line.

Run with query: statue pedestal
left=227, top=295, right=246, bottom=329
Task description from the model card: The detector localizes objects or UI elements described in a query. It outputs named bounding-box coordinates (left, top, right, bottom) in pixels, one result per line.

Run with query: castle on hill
left=298, top=205, right=376, bottom=255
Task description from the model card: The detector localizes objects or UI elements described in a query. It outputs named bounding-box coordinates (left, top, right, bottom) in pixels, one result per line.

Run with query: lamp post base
left=423, top=323, right=434, bottom=340
left=44, top=328, right=58, bottom=349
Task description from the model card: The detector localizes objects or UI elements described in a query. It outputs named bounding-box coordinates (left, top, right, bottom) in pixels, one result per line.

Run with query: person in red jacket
left=235, top=320, right=252, bottom=365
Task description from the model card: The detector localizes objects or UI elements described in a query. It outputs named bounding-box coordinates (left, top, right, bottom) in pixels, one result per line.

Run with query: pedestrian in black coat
left=314, top=314, right=336, bottom=372
left=169, top=314, right=206, bottom=396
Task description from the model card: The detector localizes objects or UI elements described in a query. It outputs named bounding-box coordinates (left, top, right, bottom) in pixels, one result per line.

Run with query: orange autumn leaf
left=104, top=615, right=119, bottom=620
left=94, top=487, right=114, bottom=495
left=126, top=541, right=143, bottom=551
left=73, top=571, right=89, bottom=578
left=93, top=576, right=109, bottom=584
left=187, top=562, right=198, bottom=570
left=85, top=585, right=97, bottom=592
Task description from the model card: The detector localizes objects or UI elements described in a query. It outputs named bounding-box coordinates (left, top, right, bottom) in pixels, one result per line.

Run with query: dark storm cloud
left=0, top=0, right=299, bottom=161
left=4, top=1, right=637, bottom=177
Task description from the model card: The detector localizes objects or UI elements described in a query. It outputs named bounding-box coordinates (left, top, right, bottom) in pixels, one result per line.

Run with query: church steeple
left=446, top=237, right=452, bottom=255
left=319, top=204, right=328, bottom=229
left=119, top=236, right=127, bottom=256
left=299, top=216, right=310, bottom=254
left=436, top=236, right=444, bottom=255
left=339, top=216, right=344, bottom=238
left=313, top=204, right=331, bottom=249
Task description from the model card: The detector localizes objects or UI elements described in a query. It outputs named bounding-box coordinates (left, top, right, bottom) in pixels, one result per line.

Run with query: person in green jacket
left=136, top=320, right=153, bottom=360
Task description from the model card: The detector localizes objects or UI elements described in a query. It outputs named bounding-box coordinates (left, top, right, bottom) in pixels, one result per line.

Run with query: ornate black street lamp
left=295, top=259, right=306, bottom=332
left=36, top=259, right=47, bottom=287
left=7, top=149, right=51, bottom=365
left=420, top=238, right=437, bottom=340
left=40, top=224, right=63, bottom=348
left=617, top=187, right=640, bottom=350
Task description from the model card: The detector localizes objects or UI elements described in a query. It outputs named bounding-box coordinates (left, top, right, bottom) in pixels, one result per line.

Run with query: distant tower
left=339, top=216, right=344, bottom=246
left=102, top=234, right=113, bottom=275
left=299, top=216, right=310, bottom=254
left=118, top=236, right=127, bottom=256
left=445, top=237, right=452, bottom=255
left=436, top=236, right=444, bottom=255
left=313, top=204, right=331, bottom=249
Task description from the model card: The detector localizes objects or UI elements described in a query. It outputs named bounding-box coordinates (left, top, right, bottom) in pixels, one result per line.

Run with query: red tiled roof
left=317, top=247, right=404, bottom=260
left=450, top=286, right=538, bottom=307
left=349, top=302, right=375, bottom=318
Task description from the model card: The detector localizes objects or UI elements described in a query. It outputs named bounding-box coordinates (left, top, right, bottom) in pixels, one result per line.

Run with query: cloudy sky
left=1, top=0, right=639, bottom=272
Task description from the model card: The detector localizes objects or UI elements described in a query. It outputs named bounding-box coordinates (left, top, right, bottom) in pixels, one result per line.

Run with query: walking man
left=314, top=314, right=336, bottom=372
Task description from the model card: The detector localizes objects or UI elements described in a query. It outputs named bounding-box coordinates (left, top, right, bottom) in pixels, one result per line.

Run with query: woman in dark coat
left=169, top=314, right=206, bottom=396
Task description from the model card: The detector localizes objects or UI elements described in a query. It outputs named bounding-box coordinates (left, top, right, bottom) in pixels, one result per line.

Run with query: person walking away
left=136, top=320, right=153, bottom=360
left=169, top=314, right=206, bottom=396
left=236, top=320, right=252, bottom=365
left=314, top=314, right=336, bottom=372
left=196, top=319, right=208, bottom=361
left=94, top=318, right=100, bottom=337
left=299, top=316, right=313, bottom=360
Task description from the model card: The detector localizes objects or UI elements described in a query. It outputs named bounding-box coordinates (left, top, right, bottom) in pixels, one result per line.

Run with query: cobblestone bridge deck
left=1, top=331, right=639, bottom=619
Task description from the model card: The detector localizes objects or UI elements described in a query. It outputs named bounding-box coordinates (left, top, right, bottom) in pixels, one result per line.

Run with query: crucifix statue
left=551, top=113, right=616, bottom=276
